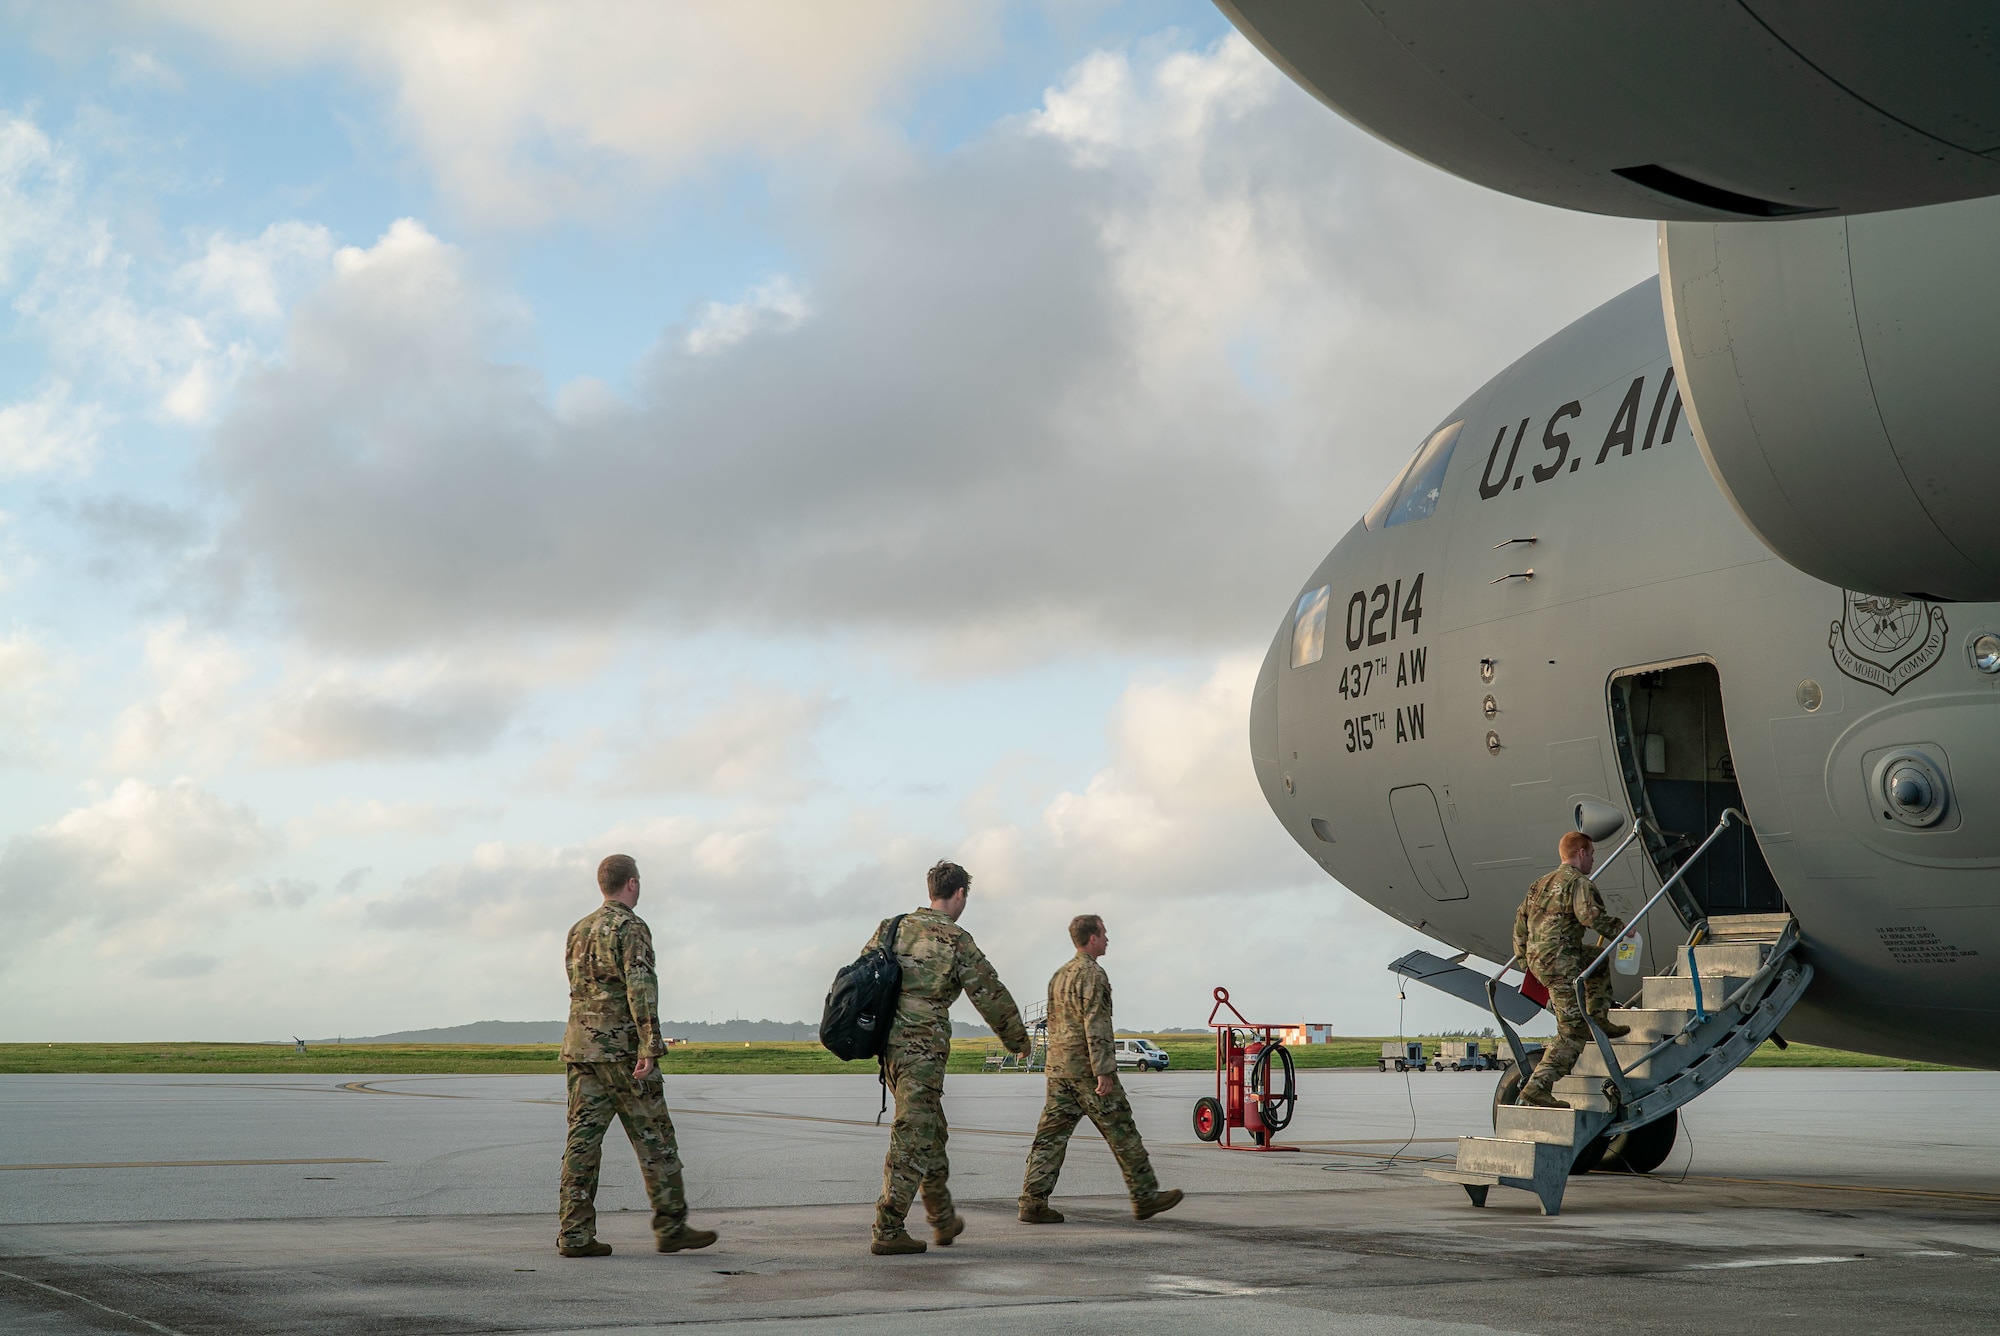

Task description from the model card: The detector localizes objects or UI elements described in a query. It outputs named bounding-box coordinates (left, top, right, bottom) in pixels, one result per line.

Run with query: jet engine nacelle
left=1661, top=194, right=2000, bottom=602
left=1218, top=1, right=2000, bottom=221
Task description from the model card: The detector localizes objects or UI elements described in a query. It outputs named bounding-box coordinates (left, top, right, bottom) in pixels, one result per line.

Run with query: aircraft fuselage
left=1249, top=279, right=2000, bottom=1067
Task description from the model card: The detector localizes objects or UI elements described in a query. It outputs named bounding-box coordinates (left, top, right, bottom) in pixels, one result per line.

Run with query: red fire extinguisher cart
left=1191, top=987, right=1299, bottom=1152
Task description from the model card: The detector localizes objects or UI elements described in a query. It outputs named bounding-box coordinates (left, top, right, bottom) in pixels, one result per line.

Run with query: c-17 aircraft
left=1221, top=2, right=2000, bottom=1210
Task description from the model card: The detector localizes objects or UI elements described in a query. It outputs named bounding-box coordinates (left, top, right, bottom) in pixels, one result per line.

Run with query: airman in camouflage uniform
left=1019, top=915, right=1181, bottom=1224
left=1514, top=833, right=1632, bottom=1108
left=868, top=860, right=1030, bottom=1256
left=557, top=854, right=717, bottom=1257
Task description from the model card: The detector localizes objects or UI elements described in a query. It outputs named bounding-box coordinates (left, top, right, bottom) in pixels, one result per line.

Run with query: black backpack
left=820, top=914, right=907, bottom=1062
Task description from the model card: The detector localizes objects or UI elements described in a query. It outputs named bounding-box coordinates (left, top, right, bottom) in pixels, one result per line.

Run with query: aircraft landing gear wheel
left=1603, top=1110, right=1679, bottom=1174
left=1192, top=1096, right=1223, bottom=1142
left=1492, top=1063, right=1525, bottom=1119
left=1569, top=1133, right=1610, bottom=1175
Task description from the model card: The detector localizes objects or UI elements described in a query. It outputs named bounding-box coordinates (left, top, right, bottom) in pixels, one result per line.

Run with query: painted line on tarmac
left=1287, top=1138, right=1459, bottom=1146
left=1610, top=1170, right=2000, bottom=1204
left=0, top=1268, right=188, bottom=1334
left=338, top=1080, right=477, bottom=1100
left=329, top=1079, right=1462, bottom=1154
left=337, top=1079, right=1037, bottom=1138
left=1687, top=1255, right=1858, bottom=1269
left=0, top=1158, right=385, bottom=1171
left=1163, top=1141, right=1453, bottom=1160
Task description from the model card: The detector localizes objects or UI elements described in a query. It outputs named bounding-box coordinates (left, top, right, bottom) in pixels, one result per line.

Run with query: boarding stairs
left=1424, top=811, right=1813, bottom=1215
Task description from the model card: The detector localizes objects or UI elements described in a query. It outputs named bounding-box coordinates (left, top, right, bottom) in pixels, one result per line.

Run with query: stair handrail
left=1484, top=822, right=1645, bottom=1078
left=1600, top=916, right=1801, bottom=1131
left=1576, top=807, right=1748, bottom=1102
left=1485, top=955, right=1532, bottom=1075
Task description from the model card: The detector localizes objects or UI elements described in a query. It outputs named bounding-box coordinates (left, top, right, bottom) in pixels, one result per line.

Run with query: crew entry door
left=1390, top=784, right=1469, bottom=901
left=1608, top=661, right=1784, bottom=919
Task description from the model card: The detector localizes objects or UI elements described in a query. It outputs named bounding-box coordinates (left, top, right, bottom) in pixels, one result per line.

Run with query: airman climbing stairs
left=1426, top=901, right=1812, bottom=1215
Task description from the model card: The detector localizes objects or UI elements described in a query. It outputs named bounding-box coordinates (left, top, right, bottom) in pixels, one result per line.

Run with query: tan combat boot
left=656, top=1225, right=718, bottom=1254
left=556, top=1239, right=612, bottom=1257
left=1516, top=1076, right=1570, bottom=1109
left=1133, top=1189, right=1184, bottom=1220
left=1594, top=1013, right=1632, bottom=1039
left=1017, top=1200, right=1064, bottom=1224
left=931, top=1214, right=965, bottom=1246
left=870, top=1228, right=927, bottom=1256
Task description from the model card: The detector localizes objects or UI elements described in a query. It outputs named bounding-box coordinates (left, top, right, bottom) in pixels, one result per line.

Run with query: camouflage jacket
left=1045, top=951, right=1116, bottom=1080
left=1513, top=864, right=1627, bottom=970
left=560, top=900, right=665, bottom=1062
left=867, top=907, right=1028, bottom=1062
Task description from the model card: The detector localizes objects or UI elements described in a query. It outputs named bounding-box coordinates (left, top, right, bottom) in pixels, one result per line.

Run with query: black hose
left=1250, top=1042, right=1297, bottom=1132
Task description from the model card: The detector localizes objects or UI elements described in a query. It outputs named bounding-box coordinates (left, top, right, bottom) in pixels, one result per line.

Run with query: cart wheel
left=1192, top=1096, right=1223, bottom=1142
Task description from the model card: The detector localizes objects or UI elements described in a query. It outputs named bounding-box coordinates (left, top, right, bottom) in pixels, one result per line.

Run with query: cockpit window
left=1291, top=584, right=1330, bottom=667
left=1364, top=420, right=1464, bottom=530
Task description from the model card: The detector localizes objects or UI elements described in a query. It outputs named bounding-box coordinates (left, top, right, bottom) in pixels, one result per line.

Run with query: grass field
left=0, top=1035, right=1966, bottom=1075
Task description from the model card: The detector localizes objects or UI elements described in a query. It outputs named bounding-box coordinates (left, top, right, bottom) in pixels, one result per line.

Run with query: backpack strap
left=874, top=912, right=909, bottom=1126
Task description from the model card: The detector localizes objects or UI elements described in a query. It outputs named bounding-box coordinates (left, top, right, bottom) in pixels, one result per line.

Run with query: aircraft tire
left=1602, top=1110, right=1679, bottom=1175
left=1569, top=1134, right=1610, bottom=1175
left=1490, top=1064, right=1524, bottom=1121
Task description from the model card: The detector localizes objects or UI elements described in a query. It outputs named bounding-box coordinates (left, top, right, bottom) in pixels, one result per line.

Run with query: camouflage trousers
left=1020, top=1075, right=1158, bottom=1207
left=560, top=1061, right=686, bottom=1247
left=875, top=1053, right=953, bottom=1238
left=1524, top=956, right=1614, bottom=1094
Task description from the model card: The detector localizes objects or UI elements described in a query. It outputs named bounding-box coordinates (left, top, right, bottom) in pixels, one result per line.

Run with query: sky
left=0, top=1, right=1659, bottom=1041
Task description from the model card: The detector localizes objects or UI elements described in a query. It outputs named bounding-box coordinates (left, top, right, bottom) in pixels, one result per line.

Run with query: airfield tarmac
left=2, top=1067, right=1997, bottom=1334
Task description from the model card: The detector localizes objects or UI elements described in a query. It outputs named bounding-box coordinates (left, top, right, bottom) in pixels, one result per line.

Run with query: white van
left=1114, top=1039, right=1170, bottom=1072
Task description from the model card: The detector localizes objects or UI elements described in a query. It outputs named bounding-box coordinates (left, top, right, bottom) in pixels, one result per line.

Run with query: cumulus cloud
left=607, top=686, right=833, bottom=796
left=933, top=655, right=1453, bottom=1024
left=139, top=0, right=996, bottom=224
left=0, top=379, right=103, bottom=473
left=0, top=630, right=62, bottom=760
left=0, top=114, right=72, bottom=283
left=204, top=35, right=1653, bottom=658
left=0, top=777, right=281, bottom=964
left=964, top=653, right=1293, bottom=902
left=110, top=47, right=185, bottom=93
left=0, top=109, right=337, bottom=432
left=104, top=622, right=249, bottom=773
left=173, top=221, right=336, bottom=326
left=352, top=653, right=1442, bottom=1028
left=103, top=616, right=593, bottom=772
left=141, top=951, right=215, bottom=979
left=287, top=799, right=498, bottom=846
left=358, top=808, right=817, bottom=941
left=258, top=666, right=517, bottom=763
left=683, top=277, right=810, bottom=357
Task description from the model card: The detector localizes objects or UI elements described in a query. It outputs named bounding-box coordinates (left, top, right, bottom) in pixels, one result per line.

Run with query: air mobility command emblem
left=1829, top=591, right=1947, bottom=695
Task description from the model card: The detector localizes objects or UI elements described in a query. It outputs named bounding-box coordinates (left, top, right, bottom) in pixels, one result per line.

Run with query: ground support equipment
left=1190, top=987, right=1299, bottom=1152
